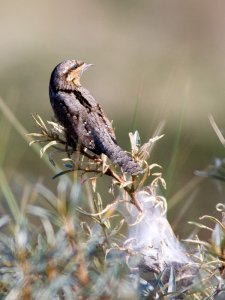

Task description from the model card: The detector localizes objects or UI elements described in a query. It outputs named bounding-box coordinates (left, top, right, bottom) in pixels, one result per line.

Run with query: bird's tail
left=104, top=144, right=143, bottom=176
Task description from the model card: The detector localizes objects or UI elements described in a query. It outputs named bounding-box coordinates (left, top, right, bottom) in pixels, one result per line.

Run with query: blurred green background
left=1, top=0, right=225, bottom=236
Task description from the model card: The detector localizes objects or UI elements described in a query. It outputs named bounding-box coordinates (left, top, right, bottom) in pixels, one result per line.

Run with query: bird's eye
left=72, top=64, right=78, bottom=70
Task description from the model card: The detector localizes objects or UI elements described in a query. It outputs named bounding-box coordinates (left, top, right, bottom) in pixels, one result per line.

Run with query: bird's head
left=50, top=60, right=93, bottom=90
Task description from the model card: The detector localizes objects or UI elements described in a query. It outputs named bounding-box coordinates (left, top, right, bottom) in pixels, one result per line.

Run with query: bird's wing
left=53, top=91, right=96, bottom=150
left=78, top=87, right=117, bottom=141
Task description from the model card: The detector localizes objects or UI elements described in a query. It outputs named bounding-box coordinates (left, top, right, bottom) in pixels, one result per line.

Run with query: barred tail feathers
left=104, top=144, right=143, bottom=175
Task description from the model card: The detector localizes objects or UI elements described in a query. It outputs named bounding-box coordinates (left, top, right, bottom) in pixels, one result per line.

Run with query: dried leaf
left=27, top=132, right=45, bottom=137
left=40, top=140, right=59, bottom=157
left=138, top=134, right=164, bottom=161
left=129, top=131, right=141, bottom=154
left=110, top=219, right=124, bottom=237
left=188, top=221, right=213, bottom=232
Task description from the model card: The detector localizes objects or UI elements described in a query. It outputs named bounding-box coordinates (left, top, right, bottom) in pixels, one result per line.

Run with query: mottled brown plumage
left=49, top=60, right=143, bottom=175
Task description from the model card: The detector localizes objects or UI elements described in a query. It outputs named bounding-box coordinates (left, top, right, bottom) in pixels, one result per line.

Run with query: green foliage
left=0, top=176, right=138, bottom=299
left=0, top=107, right=225, bottom=299
left=0, top=114, right=167, bottom=299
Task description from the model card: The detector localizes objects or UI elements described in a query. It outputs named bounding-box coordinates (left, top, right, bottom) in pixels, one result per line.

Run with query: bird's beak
left=81, top=63, right=93, bottom=74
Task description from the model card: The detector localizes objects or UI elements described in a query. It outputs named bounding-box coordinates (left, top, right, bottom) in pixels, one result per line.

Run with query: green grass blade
left=0, top=168, right=20, bottom=222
